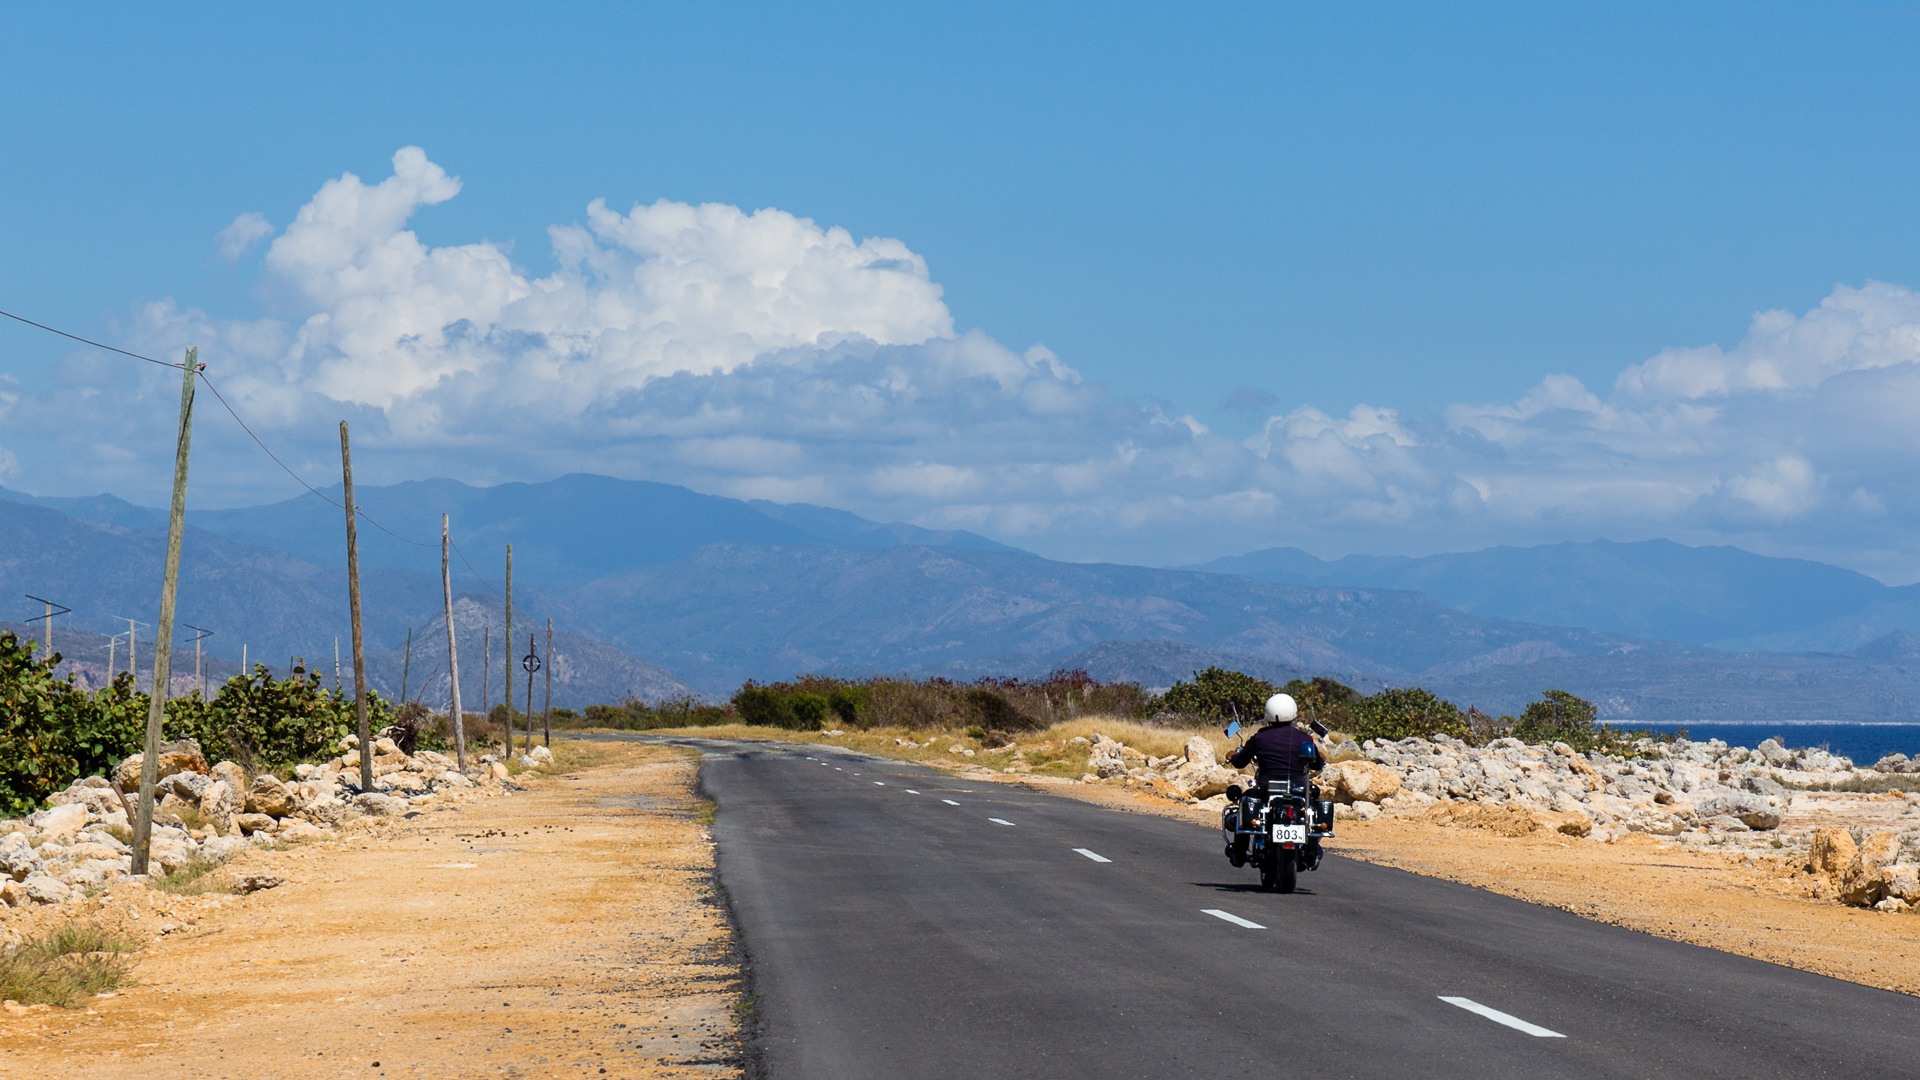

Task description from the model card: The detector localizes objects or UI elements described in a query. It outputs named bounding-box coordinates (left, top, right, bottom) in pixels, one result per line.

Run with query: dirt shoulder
left=639, top=725, right=1920, bottom=997
left=0, top=740, right=742, bottom=1080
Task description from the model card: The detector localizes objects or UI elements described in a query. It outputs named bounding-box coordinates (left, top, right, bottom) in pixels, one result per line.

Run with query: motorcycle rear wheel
left=1259, top=849, right=1298, bottom=893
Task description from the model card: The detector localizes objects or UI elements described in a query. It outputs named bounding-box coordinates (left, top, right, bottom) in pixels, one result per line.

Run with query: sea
left=1635, top=723, right=1920, bottom=767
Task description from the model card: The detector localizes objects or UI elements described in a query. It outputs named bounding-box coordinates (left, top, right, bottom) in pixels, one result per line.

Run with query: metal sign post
left=521, top=640, right=541, bottom=755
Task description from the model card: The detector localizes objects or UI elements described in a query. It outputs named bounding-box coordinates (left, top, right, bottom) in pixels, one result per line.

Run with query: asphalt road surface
left=687, top=739, right=1920, bottom=1079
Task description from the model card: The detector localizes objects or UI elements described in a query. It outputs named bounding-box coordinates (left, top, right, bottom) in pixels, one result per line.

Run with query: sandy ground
left=0, top=741, right=742, bottom=1080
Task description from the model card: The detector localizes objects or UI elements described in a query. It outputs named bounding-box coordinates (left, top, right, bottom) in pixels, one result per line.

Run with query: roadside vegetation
left=562, top=665, right=1673, bottom=770
left=0, top=629, right=400, bottom=815
left=0, top=923, right=138, bottom=1006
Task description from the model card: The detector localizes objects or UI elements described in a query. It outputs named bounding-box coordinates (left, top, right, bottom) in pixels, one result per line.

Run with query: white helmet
left=1263, top=693, right=1298, bottom=723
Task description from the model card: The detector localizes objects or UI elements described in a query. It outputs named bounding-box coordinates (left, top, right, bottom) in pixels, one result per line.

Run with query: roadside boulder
left=1755, top=738, right=1794, bottom=768
left=1693, top=792, right=1782, bottom=831
left=277, top=821, right=329, bottom=842
left=198, top=780, right=238, bottom=835
left=112, top=740, right=210, bottom=793
left=351, top=792, right=409, bottom=817
left=162, top=771, right=212, bottom=802
left=1088, top=736, right=1129, bottom=780
left=1840, top=830, right=1904, bottom=906
left=1164, top=762, right=1239, bottom=799
left=30, top=803, right=89, bottom=839
left=20, top=873, right=70, bottom=905
left=245, top=776, right=295, bottom=817
left=1881, top=864, right=1920, bottom=905
left=212, top=760, right=248, bottom=796
left=1325, top=760, right=1402, bottom=805
left=234, top=813, right=279, bottom=835
left=1184, top=736, right=1216, bottom=769
left=0, top=833, right=44, bottom=882
left=46, top=778, right=125, bottom=818
left=1808, top=828, right=1857, bottom=877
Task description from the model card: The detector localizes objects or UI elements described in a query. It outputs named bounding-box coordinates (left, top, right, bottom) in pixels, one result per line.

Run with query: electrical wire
left=1, top=305, right=444, bottom=550
left=0, top=309, right=179, bottom=369
left=449, top=538, right=507, bottom=602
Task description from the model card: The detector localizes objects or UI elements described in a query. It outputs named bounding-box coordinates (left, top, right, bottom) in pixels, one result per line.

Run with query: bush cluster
left=726, top=671, right=1153, bottom=737
left=167, top=661, right=384, bottom=769
left=0, top=632, right=147, bottom=817
left=0, top=630, right=394, bottom=815
left=580, top=696, right=735, bottom=731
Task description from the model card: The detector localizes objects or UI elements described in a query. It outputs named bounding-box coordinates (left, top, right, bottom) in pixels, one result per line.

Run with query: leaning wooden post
left=340, top=422, right=373, bottom=793
left=400, top=627, right=413, bottom=703
left=543, top=618, right=553, bottom=749
left=442, top=514, right=467, bottom=771
left=524, top=632, right=536, bottom=754
left=132, top=347, right=198, bottom=876
left=503, top=544, right=513, bottom=753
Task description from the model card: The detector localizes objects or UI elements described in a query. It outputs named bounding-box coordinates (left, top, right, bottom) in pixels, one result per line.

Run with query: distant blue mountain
left=1, top=475, right=1018, bottom=587
left=1185, top=539, right=1920, bottom=651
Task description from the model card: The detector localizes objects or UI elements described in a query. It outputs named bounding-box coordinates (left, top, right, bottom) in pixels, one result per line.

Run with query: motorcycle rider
left=1223, top=693, right=1326, bottom=867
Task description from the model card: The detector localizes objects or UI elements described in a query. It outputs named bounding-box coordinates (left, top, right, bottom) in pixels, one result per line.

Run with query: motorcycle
left=1219, top=716, right=1335, bottom=893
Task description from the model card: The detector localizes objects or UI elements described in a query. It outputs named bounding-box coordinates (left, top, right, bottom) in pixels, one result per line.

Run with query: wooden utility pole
left=401, top=628, right=413, bottom=703
left=442, top=514, right=467, bottom=771
left=132, top=347, right=198, bottom=877
left=504, top=544, right=513, bottom=753
left=482, top=626, right=490, bottom=723
left=543, top=618, right=553, bottom=749
left=340, top=422, right=373, bottom=793
left=524, top=632, right=536, bottom=754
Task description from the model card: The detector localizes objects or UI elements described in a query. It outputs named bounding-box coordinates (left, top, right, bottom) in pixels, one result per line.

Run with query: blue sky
left=6, top=3, right=1920, bottom=576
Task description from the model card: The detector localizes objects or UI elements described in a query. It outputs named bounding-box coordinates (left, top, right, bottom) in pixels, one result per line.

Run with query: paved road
left=686, top=739, right=1919, bottom=1079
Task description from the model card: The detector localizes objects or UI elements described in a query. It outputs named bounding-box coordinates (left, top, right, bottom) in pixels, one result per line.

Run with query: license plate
left=1271, top=824, right=1307, bottom=844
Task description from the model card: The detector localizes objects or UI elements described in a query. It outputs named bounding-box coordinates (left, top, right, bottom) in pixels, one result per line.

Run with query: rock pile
left=1349, top=734, right=1805, bottom=840
left=1803, top=827, right=1920, bottom=911
left=2, top=734, right=524, bottom=909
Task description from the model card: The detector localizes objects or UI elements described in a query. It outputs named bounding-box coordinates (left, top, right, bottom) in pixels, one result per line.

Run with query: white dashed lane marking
left=1438, top=997, right=1566, bottom=1038
left=1073, top=848, right=1111, bottom=863
left=942, top=799, right=960, bottom=806
left=905, top=790, right=921, bottom=795
left=989, top=818, right=1015, bottom=826
left=1202, top=909, right=1265, bottom=929
left=873, top=781, right=886, bottom=786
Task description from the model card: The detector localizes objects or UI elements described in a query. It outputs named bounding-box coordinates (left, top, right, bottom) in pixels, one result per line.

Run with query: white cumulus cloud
left=14, top=147, right=1920, bottom=579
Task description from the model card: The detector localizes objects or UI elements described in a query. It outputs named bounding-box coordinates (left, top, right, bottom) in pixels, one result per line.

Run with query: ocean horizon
left=1636, top=722, right=1920, bottom=767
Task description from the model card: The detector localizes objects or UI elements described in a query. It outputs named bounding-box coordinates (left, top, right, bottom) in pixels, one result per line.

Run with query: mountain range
left=8, top=475, right=1920, bottom=723
left=1188, top=541, right=1920, bottom=653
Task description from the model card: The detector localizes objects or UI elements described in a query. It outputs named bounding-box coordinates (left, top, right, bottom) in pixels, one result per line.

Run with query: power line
left=3, top=305, right=436, bottom=549
left=0, top=309, right=178, bottom=369
left=450, top=538, right=507, bottom=602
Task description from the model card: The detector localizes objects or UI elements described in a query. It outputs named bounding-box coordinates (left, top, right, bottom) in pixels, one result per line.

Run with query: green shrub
left=1344, top=686, right=1467, bottom=742
left=1160, top=667, right=1275, bottom=724
left=1280, top=677, right=1360, bottom=729
left=0, top=632, right=146, bottom=817
left=788, top=692, right=829, bottom=731
left=165, top=663, right=378, bottom=769
left=733, top=683, right=799, bottom=728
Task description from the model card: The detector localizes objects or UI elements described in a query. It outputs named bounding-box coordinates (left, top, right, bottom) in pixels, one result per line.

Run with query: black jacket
left=1228, top=723, right=1321, bottom=789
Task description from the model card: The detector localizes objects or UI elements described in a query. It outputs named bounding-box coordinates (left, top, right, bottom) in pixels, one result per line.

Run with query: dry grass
left=1790, top=774, right=1920, bottom=794
left=0, top=923, right=137, bottom=1007
left=636, top=715, right=1231, bottom=778
left=148, top=854, right=236, bottom=897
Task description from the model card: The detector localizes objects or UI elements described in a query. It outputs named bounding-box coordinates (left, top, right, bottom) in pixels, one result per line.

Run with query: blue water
left=1637, top=723, right=1920, bottom=767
